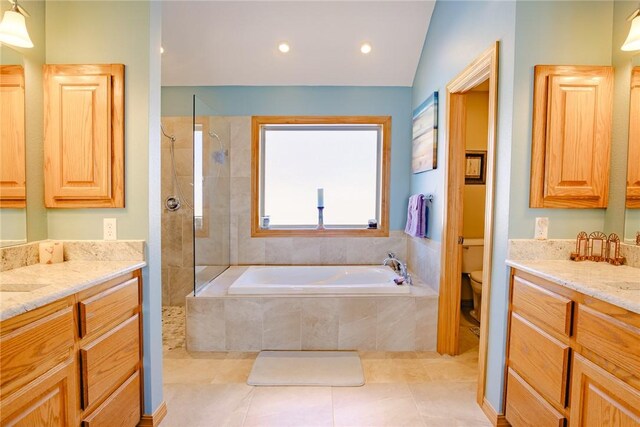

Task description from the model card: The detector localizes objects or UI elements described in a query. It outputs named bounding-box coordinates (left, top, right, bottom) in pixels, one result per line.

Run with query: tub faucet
left=383, top=253, right=412, bottom=285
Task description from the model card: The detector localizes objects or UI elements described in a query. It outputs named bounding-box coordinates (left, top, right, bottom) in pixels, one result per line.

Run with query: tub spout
left=383, top=253, right=412, bottom=285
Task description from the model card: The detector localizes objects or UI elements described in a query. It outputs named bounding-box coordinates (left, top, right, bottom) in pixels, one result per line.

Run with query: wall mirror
left=626, top=54, right=640, bottom=243
left=0, top=44, right=27, bottom=247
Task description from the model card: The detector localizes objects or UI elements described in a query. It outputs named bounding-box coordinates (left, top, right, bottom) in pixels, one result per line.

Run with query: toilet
left=461, top=239, right=484, bottom=322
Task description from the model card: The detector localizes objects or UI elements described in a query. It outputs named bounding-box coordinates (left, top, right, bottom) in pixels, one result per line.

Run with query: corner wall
left=45, top=0, right=164, bottom=414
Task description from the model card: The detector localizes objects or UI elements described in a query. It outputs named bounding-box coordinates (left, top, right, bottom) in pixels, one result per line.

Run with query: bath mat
left=469, top=326, right=481, bottom=338
left=247, top=351, right=364, bottom=387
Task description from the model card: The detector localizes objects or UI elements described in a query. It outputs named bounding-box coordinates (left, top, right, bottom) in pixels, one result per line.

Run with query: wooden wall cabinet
left=627, top=67, right=640, bottom=208
left=43, top=64, right=124, bottom=208
left=0, top=270, right=143, bottom=426
left=0, top=65, right=26, bottom=208
left=505, top=270, right=640, bottom=427
left=530, top=65, right=614, bottom=208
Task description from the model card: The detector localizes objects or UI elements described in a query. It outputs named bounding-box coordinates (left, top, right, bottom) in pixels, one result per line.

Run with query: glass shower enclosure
left=192, top=95, right=230, bottom=295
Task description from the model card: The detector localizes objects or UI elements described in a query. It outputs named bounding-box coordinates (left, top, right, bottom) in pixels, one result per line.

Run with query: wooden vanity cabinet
left=530, top=65, right=614, bottom=208
left=0, top=270, right=143, bottom=427
left=43, top=64, right=124, bottom=208
left=505, top=269, right=640, bottom=427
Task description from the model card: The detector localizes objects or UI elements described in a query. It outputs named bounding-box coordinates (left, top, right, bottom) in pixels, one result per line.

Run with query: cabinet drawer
left=570, top=354, right=640, bottom=426
left=512, top=275, right=572, bottom=337
left=508, top=313, right=570, bottom=408
left=505, top=368, right=566, bottom=427
left=1, top=306, right=74, bottom=394
left=80, top=315, right=140, bottom=408
left=79, top=277, right=139, bottom=337
left=576, top=305, right=640, bottom=377
left=82, top=370, right=141, bottom=427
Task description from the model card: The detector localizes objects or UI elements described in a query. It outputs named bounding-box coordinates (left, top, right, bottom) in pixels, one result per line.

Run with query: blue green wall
left=162, top=86, right=413, bottom=230
left=411, top=0, right=616, bottom=413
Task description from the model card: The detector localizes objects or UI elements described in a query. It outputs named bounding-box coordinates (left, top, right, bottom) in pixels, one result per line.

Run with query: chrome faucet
left=383, top=252, right=412, bottom=285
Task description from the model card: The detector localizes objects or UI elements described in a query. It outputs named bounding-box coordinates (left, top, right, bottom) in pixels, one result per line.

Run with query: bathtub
left=227, top=265, right=410, bottom=295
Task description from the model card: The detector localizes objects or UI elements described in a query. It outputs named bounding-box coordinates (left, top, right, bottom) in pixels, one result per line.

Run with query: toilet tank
left=461, top=239, right=484, bottom=273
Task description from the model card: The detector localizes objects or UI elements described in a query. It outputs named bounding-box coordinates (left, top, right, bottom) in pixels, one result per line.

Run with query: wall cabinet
left=628, top=67, right=640, bottom=208
left=505, top=270, right=640, bottom=427
left=530, top=65, right=614, bottom=208
left=43, top=64, right=124, bottom=208
left=0, top=65, right=26, bottom=208
left=0, top=270, right=143, bottom=426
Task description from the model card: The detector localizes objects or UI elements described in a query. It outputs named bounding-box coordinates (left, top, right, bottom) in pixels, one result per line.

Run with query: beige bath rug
left=247, top=351, right=364, bottom=387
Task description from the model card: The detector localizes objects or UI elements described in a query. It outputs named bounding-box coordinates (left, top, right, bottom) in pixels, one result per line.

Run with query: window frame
left=251, top=116, right=391, bottom=238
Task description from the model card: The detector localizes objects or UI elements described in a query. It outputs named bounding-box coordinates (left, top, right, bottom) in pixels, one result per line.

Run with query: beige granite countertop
left=0, top=260, right=146, bottom=321
left=506, top=259, right=640, bottom=314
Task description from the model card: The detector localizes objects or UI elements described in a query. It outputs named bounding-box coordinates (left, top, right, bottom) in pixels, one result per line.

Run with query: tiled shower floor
left=160, top=306, right=490, bottom=426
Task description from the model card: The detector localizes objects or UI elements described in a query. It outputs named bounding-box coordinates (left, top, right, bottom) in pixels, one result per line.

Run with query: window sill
left=250, top=227, right=389, bottom=238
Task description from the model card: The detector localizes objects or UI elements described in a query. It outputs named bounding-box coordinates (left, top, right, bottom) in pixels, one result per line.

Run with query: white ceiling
left=161, top=1, right=435, bottom=87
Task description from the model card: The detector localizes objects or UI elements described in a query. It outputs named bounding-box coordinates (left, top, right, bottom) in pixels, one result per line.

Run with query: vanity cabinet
left=505, top=269, right=640, bottom=427
left=0, top=65, right=26, bottom=208
left=43, top=64, right=124, bottom=208
left=0, top=270, right=143, bottom=426
left=530, top=65, right=614, bottom=208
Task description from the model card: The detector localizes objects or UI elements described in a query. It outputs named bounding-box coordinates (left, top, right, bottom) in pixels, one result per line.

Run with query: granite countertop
left=0, top=260, right=146, bottom=321
left=506, top=259, right=640, bottom=314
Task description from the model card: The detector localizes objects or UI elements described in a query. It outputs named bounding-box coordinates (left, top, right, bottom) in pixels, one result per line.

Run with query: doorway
left=435, top=42, right=499, bottom=410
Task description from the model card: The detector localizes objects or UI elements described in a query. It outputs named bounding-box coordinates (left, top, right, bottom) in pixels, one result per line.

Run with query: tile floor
left=160, top=305, right=491, bottom=427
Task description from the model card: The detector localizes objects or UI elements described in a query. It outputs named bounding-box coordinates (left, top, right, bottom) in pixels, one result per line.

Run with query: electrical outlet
left=103, top=218, right=117, bottom=241
left=534, top=217, right=548, bottom=240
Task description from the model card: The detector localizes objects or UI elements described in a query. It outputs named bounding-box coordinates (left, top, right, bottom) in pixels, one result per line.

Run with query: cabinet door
left=627, top=67, right=640, bottom=208
left=0, top=65, right=26, bottom=208
left=530, top=65, right=613, bottom=208
left=43, top=64, right=124, bottom=208
left=0, top=359, right=77, bottom=426
left=570, top=354, right=640, bottom=426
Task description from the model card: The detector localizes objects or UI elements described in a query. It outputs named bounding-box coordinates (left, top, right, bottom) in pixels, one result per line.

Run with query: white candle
left=317, top=188, right=324, bottom=207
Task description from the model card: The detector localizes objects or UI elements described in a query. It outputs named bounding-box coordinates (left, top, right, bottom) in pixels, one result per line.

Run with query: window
left=251, top=116, right=391, bottom=237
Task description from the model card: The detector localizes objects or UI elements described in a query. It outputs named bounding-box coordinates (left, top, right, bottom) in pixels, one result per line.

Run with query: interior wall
left=45, top=0, right=164, bottom=414
left=463, top=92, right=489, bottom=240
left=410, top=0, right=517, bottom=411
left=162, top=86, right=412, bottom=231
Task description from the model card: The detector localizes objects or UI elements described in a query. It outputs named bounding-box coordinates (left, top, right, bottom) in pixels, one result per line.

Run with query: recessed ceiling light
left=160, top=46, right=164, bottom=54
left=278, top=42, right=290, bottom=53
left=360, top=43, right=372, bottom=54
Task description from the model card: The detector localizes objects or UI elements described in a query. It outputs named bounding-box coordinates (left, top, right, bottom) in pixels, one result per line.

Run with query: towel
left=421, top=200, right=429, bottom=237
left=404, top=194, right=425, bottom=237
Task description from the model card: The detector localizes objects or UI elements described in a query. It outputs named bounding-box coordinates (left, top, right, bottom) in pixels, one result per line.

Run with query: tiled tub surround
left=0, top=240, right=145, bottom=272
left=186, top=266, right=438, bottom=352
left=160, top=115, right=426, bottom=305
left=505, top=260, right=640, bottom=314
left=0, top=259, right=146, bottom=321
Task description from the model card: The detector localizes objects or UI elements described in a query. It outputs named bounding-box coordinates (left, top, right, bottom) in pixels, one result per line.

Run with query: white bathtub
left=228, top=265, right=410, bottom=295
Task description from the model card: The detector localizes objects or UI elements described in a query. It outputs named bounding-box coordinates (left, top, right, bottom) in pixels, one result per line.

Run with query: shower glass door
left=192, top=95, right=230, bottom=295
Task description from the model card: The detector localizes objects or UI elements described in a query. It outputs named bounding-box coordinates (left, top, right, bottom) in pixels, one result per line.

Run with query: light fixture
left=160, top=46, right=165, bottom=54
left=360, top=43, right=372, bottom=54
left=622, top=8, right=640, bottom=51
left=0, top=0, right=33, bottom=49
left=278, top=42, right=290, bottom=53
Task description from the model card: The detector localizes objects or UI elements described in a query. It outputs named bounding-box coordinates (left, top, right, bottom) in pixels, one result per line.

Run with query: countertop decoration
left=570, top=231, right=589, bottom=261
left=606, top=233, right=625, bottom=266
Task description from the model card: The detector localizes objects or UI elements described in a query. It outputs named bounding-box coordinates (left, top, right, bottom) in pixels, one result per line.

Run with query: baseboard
left=481, top=398, right=510, bottom=427
left=138, top=401, right=167, bottom=427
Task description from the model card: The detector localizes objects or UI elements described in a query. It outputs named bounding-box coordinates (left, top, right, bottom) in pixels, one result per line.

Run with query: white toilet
left=461, top=239, right=484, bottom=322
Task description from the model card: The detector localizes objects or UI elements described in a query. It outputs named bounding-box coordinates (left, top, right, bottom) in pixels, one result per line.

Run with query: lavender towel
left=404, top=194, right=425, bottom=237
left=421, top=200, right=429, bottom=237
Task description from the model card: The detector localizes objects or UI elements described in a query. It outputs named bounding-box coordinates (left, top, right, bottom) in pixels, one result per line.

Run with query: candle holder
left=317, top=207, right=325, bottom=230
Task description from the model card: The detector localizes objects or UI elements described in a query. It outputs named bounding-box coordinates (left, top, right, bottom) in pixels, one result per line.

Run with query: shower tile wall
left=228, top=117, right=407, bottom=265
left=161, top=116, right=231, bottom=306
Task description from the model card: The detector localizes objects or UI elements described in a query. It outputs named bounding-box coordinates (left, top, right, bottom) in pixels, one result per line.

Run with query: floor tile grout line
left=239, top=385, right=257, bottom=427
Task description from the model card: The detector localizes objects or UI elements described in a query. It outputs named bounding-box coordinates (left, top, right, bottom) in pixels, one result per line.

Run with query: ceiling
left=161, top=1, right=435, bottom=87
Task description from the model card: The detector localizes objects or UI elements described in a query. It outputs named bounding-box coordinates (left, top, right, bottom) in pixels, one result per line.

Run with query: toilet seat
left=470, top=270, right=483, bottom=284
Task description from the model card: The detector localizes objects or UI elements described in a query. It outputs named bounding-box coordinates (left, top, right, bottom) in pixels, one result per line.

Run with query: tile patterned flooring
left=161, top=306, right=491, bottom=427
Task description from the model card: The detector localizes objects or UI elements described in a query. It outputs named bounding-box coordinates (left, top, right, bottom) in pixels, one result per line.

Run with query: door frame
left=435, top=42, right=499, bottom=408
